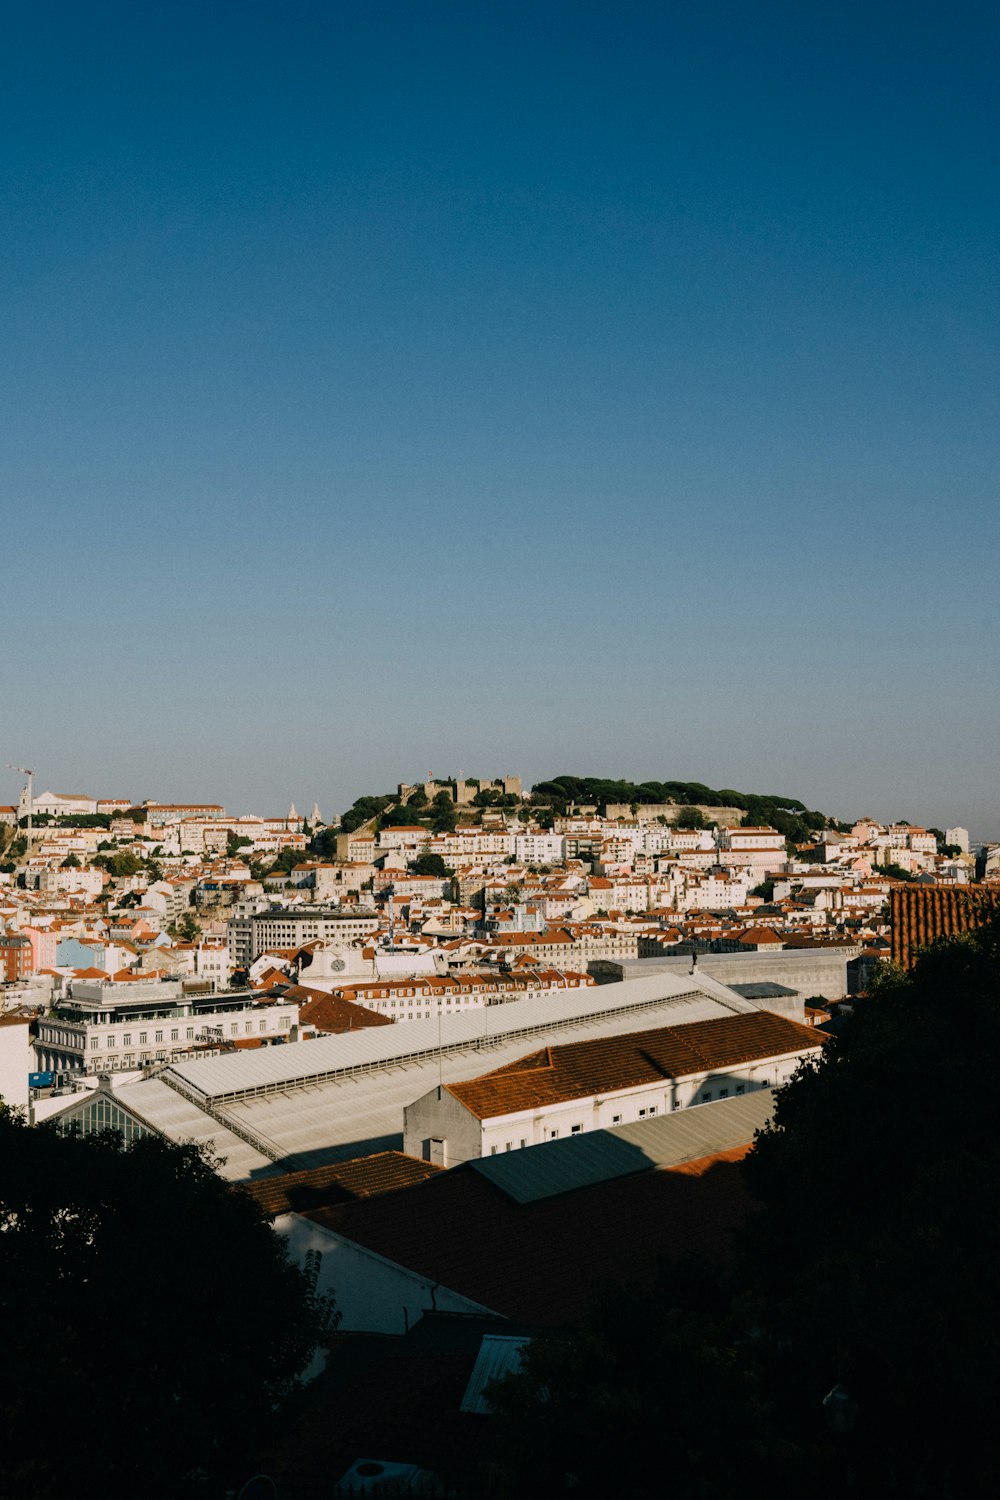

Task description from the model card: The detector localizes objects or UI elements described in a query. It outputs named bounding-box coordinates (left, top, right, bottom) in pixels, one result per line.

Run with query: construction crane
left=6, top=764, right=33, bottom=854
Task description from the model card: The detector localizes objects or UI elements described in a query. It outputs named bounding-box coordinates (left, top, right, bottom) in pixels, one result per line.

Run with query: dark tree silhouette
left=0, top=1113, right=337, bottom=1498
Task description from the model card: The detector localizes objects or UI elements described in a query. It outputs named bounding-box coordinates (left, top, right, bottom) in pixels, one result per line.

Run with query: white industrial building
left=50, top=965, right=794, bottom=1179
left=402, top=1010, right=822, bottom=1166
left=271, top=1089, right=779, bottom=1335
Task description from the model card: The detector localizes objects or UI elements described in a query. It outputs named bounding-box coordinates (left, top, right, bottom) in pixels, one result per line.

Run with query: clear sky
left=2, top=1, right=998, bottom=836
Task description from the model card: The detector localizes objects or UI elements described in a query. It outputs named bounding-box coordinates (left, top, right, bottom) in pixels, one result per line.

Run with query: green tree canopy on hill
left=430, top=789, right=457, bottom=833
left=529, top=775, right=828, bottom=831
left=408, top=852, right=452, bottom=878
left=339, top=794, right=396, bottom=833
left=0, top=1114, right=337, bottom=1498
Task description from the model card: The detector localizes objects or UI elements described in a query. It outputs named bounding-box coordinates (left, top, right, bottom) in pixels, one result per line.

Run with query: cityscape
left=4, top=2, right=999, bottom=1496
left=2, top=765, right=998, bottom=1491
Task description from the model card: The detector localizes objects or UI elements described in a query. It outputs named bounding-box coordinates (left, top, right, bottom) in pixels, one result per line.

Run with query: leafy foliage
left=430, top=790, right=457, bottom=833
left=672, top=806, right=709, bottom=829
left=488, top=1267, right=774, bottom=1498
left=873, top=862, right=918, bottom=882
left=339, top=794, right=396, bottom=833
left=408, top=852, right=452, bottom=877
left=530, top=775, right=829, bottom=833
left=169, top=911, right=202, bottom=942
left=0, top=1115, right=338, bottom=1497
left=92, top=850, right=144, bottom=877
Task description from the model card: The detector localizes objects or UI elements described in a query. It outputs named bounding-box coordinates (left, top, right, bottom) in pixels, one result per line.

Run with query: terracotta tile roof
left=305, top=1148, right=756, bottom=1326
left=289, top=986, right=394, bottom=1034
left=737, top=925, right=784, bottom=946
left=242, top=1150, right=443, bottom=1217
left=446, top=1012, right=823, bottom=1120
left=891, top=885, right=1000, bottom=970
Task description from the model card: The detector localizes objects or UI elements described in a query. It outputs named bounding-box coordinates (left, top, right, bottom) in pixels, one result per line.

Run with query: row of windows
left=486, top=1080, right=773, bottom=1151
left=90, top=1019, right=276, bottom=1050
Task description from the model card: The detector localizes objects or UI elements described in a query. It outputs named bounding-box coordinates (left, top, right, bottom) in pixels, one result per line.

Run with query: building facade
left=34, top=977, right=297, bottom=1074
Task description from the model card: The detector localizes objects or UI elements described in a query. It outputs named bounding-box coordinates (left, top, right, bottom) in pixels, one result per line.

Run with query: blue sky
left=2, top=1, right=998, bottom=835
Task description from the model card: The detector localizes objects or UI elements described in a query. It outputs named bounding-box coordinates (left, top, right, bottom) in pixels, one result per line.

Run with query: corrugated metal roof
left=729, top=982, right=799, bottom=999
left=118, top=989, right=743, bottom=1175
left=468, top=1088, right=775, bottom=1203
left=111, top=1078, right=282, bottom=1181
left=161, top=968, right=756, bottom=1105
left=459, top=1335, right=530, bottom=1414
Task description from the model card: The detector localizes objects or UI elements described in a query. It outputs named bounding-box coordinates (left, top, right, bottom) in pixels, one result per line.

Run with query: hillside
left=331, top=775, right=841, bottom=846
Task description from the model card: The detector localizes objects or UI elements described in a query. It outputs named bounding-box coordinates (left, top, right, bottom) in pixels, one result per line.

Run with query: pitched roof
left=290, top=986, right=394, bottom=1034
left=446, top=1012, right=822, bottom=1120
left=242, top=1150, right=442, bottom=1217
left=306, top=1148, right=756, bottom=1325
left=891, top=885, right=1000, bottom=969
left=737, top=925, right=784, bottom=946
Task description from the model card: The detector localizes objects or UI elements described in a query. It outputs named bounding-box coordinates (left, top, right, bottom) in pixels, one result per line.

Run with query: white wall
left=405, top=1047, right=819, bottom=1165
left=0, top=1020, right=33, bottom=1109
left=277, top=1214, right=496, bottom=1333
left=404, top=1088, right=482, bottom=1167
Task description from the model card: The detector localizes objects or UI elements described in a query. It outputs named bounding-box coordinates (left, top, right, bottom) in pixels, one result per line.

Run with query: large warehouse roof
left=117, top=972, right=759, bottom=1175
left=161, top=966, right=755, bottom=1106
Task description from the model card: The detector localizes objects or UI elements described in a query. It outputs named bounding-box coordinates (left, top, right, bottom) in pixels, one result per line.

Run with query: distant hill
left=530, top=776, right=838, bottom=842
left=330, top=775, right=843, bottom=846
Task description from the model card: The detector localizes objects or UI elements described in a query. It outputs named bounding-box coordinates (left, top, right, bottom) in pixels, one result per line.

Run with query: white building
left=403, top=1010, right=823, bottom=1166
left=0, top=1012, right=34, bottom=1109
left=946, top=827, right=970, bottom=854
left=718, top=827, right=787, bottom=868
left=34, top=977, right=297, bottom=1075
left=19, top=790, right=98, bottom=819
left=513, top=833, right=566, bottom=866
left=227, top=907, right=380, bottom=967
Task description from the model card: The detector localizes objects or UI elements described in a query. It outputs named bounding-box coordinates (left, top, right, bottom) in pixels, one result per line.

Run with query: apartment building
left=34, top=976, right=297, bottom=1075
left=318, top=967, right=595, bottom=1022
left=718, top=827, right=787, bottom=868
left=227, top=906, right=380, bottom=966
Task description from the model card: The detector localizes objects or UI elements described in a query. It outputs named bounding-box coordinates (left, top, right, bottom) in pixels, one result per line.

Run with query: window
left=570, top=1124, right=582, bottom=1135
left=89, top=1037, right=98, bottom=1049
left=672, top=1100, right=681, bottom=1110
left=549, top=1129, right=559, bottom=1139
left=171, top=1029, right=179, bottom=1042
left=612, top=1114, right=622, bottom=1124
left=186, top=1028, right=194, bottom=1040
left=638, top=1108, right=646, bottom=1119
left=719, top=1088, right=729, bottom=1099
left=230, top=1024, right=238, bottom=1036
left=490, top=1145, right=497, bottom=1156
left=259, top=1020, right=266, bottom=1032
left=701, top=1091, right=712, bottom=1103
left=649, top=1106, right=657, bottom=1116
left=123, top=1034, right=131, bottom=1045
left=106, top=1037, right=115, bottom=1050
left=519, top=1138, right=527, bottom=1148
left=735, top=1084, right=745, bottom=1095
left=155, top=1031, right=163, bottom=1043
left=505, top=1142, right=512, bottom=1152
left=139, top=1033, right=147, bottom=1044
